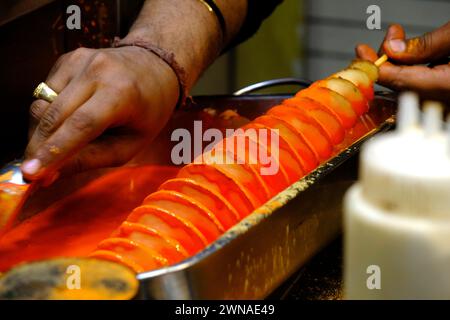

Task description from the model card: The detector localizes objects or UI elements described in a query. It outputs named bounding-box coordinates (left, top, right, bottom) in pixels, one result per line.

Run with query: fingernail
left=22, top=159, right=42, bottom=175
left=388, top=39, right=406, bottom=53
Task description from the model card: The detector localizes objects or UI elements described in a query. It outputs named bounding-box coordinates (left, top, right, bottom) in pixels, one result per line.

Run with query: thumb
left=379, top=24, right=406, bottom=56
left=383, top=22, right=450, bottom=64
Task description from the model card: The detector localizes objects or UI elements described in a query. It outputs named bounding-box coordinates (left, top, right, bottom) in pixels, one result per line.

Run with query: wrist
left=113, top=39, right=186, bottom=108
left=118, top=45, right=179, bottom=125
left=122, top=0, right=224, bottom=90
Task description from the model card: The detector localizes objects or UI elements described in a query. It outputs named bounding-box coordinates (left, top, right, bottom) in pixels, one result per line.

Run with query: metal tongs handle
left=233, top=78, right=312, bottom=96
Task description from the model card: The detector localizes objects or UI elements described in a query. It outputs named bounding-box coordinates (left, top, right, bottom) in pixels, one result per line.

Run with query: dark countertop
left=269, top=237, right=343, bottom=300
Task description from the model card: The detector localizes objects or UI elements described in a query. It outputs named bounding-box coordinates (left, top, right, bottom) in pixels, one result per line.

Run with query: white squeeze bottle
left=344, top=92, right=450, bottom=299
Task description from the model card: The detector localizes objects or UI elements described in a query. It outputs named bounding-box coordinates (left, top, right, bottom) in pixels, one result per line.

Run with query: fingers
left=22, top=93, right=117, bottom=180
left=29, top=99, right=50, bottom=139
left=378, top=63, right=450, bottom=94
left=25, top=79, right=95, bottom=161
left=379, top=24, right=406, bottom=56
left=46, top=48, right=94, bottom=92
left=383, top=22, right=450, bottom=64
left=356, top=44, right=379, bottom=62
left=355, top=42, right=450, bottom=104
left=28, top=67, right=73, bottom=139
left=59, top=134, right=143, bottom=177
left=357, top=42, right=450, bottom=94
left=28, top=48, right=93, bottom=140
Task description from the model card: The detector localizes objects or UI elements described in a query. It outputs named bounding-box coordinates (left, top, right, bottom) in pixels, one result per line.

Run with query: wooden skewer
left=375, top=54, right=388, bottom=67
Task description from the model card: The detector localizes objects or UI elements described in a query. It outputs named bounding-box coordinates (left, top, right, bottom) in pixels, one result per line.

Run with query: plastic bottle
left=344, top=92, right=450, bottom=299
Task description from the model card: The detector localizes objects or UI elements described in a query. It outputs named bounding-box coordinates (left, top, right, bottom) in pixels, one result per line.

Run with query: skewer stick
left=375, top=54, right=388, bottom=67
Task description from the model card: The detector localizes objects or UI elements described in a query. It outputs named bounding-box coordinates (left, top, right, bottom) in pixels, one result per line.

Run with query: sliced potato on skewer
left=117, top=221, right=189, bottom=262
left=350, top=59, right=379, bottom=82
left=267, top=105, right=333, bottom=161
left=201, top=148, right=271, bottom=207
left=254, top=115, right=319, bottom=173
left=96, top=238, right=169, bottom=272
left=296, top=86, right=357, bottom=129
left=331, top=68, right=373, bottom=101
left=127, top=205, right=208, bottom=254
left=312, top=78, right=368, bottom=116
left=178, top=164, right=255, bottom=218
left=90, top=250, right=145, bottom=273
left=159, top=178, right=240, bottom=228
left=218, top=131, right=290, bottom=197
left=144, top=190, right=224, bottom=241
left=283, top=97, right=345, bottom=145
left=242, top=122, right=305, bottom=184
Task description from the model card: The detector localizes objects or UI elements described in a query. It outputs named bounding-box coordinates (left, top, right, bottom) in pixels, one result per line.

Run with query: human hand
left=356, top=22, right=450, bottom=103
left=22, top=46, right=179, bottom=182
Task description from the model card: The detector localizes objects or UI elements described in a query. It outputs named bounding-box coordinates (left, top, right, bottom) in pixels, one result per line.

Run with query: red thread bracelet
left=112, top=37, right=188, bottom=109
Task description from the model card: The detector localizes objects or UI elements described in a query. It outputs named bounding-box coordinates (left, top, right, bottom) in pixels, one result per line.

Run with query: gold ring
left=33, top=82, right=58, bottom=103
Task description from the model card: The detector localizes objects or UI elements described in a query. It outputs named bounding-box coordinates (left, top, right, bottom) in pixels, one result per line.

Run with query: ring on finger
left=33, top=82, right=58, bottom=103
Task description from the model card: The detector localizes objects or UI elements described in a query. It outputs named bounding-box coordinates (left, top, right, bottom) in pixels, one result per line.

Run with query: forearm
left=122, top=0, right=248, bottom=92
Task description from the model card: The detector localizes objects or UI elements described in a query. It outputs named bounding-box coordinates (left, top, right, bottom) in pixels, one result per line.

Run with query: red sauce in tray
left=0, top=183, right=29, bottom=230
left=0, top=165, right=179, bottom=272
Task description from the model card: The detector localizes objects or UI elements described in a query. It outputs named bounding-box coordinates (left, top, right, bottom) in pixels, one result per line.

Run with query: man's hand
left=22, top=46, right=178, bottom=181
left=21, top=0, right=250, bottom=183
left=356, top=22, right=450, bottom=103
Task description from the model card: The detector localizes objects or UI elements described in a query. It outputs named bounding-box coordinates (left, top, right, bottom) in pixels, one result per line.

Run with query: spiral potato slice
left=144, top=190, right=224, bottom=242
left=268, top=105, right=333, bottom=161
left=311, top=78, right=368, bottom=116
left=282, top=97, right=345, bottom=145
left=127, top=205, right=208, bottom=253
left=331, top=68, right=374, bottom=101
left=159, top=178, right=240, bottom=229
left=215, top=131, right=290, bottom=197
left=199, top=149, right=270, bottom=208
left=350, top=59, right=379, bottom=83
left=96, top=238, right=168, bottom=272
left=242, top=122, right=304, bottom=184
left=254, top=115, right=318, bottom=173
left=296, top=87, right=357, bottom=129
left=117, top=221, right=189, bottom=262
left=90, top=250, right=145, bottom=274
left=178, top=164, right=255, bottom=219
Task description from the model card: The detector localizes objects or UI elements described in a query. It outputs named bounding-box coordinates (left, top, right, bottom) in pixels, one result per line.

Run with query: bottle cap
left=360, top=93, right=450, bottom=218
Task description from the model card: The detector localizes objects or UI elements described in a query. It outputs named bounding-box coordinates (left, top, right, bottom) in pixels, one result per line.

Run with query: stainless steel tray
left=135, top=84, right=397, bottom=299
left=0, top=79, right=396, bottom=299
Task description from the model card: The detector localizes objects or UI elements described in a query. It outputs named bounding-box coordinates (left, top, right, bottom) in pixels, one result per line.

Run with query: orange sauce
left=0, top=183, right=29, bottom=229
left=0, top=165, right=179, bottom=272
